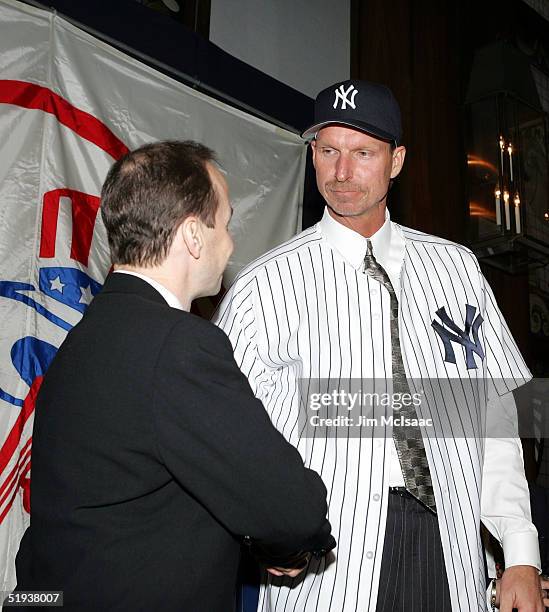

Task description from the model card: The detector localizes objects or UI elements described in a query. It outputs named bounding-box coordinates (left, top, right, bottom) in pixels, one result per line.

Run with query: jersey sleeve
left=479, top=274, right=540, bottom=570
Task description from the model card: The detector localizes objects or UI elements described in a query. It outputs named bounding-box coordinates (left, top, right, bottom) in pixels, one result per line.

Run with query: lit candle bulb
left=508, top=143, right=513, bottom=182
left=514, top=194, right=521, bottom=234
left=499, top=136, right=505, bottom=171
left=504, top=191, right=510, bottom=230
left=495, top=189, right=502, bottom=225
left=545, top=212, right=549, bottom=221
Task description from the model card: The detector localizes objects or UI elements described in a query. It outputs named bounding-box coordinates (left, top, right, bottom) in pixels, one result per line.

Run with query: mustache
left=326, top=182, right=364, bottom=193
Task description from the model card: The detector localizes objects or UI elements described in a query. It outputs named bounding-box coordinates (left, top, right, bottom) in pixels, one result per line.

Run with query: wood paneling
left=352, top=0, right=466, bottom=242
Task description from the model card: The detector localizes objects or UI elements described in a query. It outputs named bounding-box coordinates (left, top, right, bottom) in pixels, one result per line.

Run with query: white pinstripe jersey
left=214, top=209, right=538, bottom=612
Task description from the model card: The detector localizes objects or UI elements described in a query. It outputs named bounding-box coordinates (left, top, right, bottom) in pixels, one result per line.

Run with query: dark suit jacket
left=16, top=273, right=333, bottom=611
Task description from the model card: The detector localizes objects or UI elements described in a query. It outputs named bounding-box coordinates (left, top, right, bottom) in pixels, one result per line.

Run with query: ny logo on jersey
left=333, top=84, right=358, bottom=110
left=432, top=304, right=485, bottom=369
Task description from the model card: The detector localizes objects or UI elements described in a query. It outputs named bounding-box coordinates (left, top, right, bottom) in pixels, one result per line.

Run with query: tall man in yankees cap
left=214, top=80, right=546, bottom=611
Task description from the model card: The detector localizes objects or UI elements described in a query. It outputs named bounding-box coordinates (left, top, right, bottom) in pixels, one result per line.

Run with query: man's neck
left=326, top=203, right=386, bottom=238
left=114, top=264, right=191, bottom=310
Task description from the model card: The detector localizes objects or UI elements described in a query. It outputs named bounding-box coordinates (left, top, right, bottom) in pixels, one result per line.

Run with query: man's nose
left=335, top=154, right=352, bottom=182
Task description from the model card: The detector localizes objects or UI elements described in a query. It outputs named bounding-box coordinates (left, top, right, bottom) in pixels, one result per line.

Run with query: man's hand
left=541, top=575, right=549, bottom=608
left=265, top=552, right=311, bottom=578
left=498, top=565, right=544, bottom=611
left=266, top=565, right=306, bottom=578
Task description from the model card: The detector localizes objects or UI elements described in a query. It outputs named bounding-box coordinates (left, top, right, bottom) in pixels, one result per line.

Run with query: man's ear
left=390, top=145, right=406, bottom=179
left=180, top=216, right=203, bottom=259
left=310, top=139, right=317, bottom=169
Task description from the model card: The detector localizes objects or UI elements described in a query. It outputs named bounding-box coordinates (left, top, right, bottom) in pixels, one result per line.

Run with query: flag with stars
left=0, top=0, right=305, bottom=592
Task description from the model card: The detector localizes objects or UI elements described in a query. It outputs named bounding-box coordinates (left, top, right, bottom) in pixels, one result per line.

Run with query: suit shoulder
left=166, top=310, right=232, bottom=349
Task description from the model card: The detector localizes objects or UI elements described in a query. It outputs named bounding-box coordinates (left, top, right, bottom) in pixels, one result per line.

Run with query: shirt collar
left=318, top=206, right=393, bottom=272
left=114, top=270, right=184, bottom=310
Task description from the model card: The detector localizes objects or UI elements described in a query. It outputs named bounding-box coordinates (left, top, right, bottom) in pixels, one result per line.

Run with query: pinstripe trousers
left=376, top=491, right=452, bottom=612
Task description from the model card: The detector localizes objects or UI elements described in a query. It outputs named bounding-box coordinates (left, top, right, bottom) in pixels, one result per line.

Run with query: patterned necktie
left=363, top=240, right=436, bottom=514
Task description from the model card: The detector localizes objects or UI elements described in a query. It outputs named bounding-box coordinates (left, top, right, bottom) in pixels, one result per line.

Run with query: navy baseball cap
left=302, top=79, right=402, bottom=146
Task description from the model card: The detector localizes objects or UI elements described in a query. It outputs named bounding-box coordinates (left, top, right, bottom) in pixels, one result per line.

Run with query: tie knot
left=363, top=240, right=377, bottom=273
left=363, top=240, right=395, bottom=297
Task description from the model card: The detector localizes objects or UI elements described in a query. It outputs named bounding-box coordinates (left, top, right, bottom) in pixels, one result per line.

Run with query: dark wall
left=481, top=264, right=532, bottom=359
left=351, top=0, right=466, bottom=242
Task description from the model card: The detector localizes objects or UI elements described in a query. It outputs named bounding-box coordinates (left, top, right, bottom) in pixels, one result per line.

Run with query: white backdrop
left=210, top=0, right=350, bottom=98
left=0, top=0, right=306, bottom=591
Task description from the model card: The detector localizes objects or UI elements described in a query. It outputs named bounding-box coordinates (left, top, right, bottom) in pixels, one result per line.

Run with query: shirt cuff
left=502, top=531, right=541, bottom=571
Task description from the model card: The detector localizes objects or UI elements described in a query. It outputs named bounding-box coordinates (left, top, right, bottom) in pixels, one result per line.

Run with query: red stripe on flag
left=0, top=458, right=31, bottom=524
left=21, top=466, right=31, bottom=514
left=0, top=377, right=42, bottom=475
left=0, top=377, right=39, bottom=523
left=0, top=449, right=31, bottom=524
left=0, top=80, right=129, bottom=160
left=0, top=488, right=20, bottom=524
left=0, top=439, right=31, bottom=501
left=0, top=447, right=30, bottom=508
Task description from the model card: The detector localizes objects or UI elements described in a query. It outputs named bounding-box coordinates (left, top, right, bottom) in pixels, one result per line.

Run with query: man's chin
left=325, top=198, right=384, bottom=219
left=326, top=202, right=367, bottom=217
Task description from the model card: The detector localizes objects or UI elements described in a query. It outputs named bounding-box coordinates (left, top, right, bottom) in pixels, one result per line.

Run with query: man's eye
left=357, top=150, right=372, bottom=159
left=321, top=148, right=336, bottom=156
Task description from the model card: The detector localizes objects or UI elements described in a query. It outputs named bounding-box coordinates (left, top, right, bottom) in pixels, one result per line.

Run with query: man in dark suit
left=14, top=141, right=334, bottom=611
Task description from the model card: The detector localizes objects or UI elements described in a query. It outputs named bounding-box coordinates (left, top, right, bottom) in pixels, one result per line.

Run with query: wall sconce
left=465, top=41, right=549, bottom=273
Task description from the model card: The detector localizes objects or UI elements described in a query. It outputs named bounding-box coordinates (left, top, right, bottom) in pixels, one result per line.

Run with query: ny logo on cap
left=333, top=84, right=358, bottom=110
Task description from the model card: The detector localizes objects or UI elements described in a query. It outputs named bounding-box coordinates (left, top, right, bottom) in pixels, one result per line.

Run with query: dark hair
left=100, top=140, right=218, bottom=266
